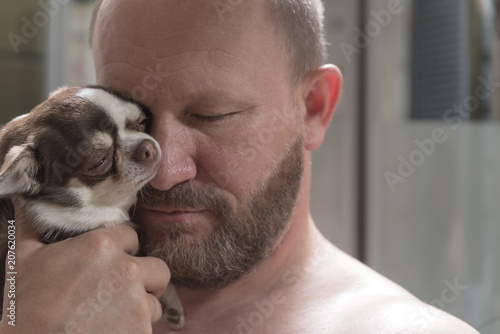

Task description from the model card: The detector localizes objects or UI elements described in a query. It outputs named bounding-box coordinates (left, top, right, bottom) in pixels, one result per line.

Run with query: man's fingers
left=96, top=224, right=141, bottom=256
left=139, top=257, right=170, bottom=299
left=148, top=293, right=163, bottom=324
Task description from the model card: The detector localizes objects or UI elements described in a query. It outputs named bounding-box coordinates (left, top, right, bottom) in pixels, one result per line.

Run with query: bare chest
left=153, top=299, right=337, bottom=334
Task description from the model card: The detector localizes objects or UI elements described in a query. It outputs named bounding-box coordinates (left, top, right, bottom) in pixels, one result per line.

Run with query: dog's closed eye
left=138, top=118, right=150, bottom=131
left=84, top=151, right=113, bottom=177
left=132, top=117, right=150, bottom=133
left=89, top=156, right=106, bottom=170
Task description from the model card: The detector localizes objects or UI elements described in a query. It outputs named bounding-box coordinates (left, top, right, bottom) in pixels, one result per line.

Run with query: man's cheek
left=237, top=141, right=258, bottom=162
left=226, top=160, right=244, bottom=177
left=208, top=160, right=244, bottom=188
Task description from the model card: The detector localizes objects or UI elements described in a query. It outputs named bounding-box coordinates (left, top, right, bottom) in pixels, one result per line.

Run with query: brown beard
left=135, top=136, right=304, bottom=289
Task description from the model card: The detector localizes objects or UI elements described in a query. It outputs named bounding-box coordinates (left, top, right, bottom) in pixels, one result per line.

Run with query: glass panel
left=366, top=0, right=499, bottom=331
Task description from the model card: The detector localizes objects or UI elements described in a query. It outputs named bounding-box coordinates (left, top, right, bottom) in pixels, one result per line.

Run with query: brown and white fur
left=0, top=86, right=184, bottom=330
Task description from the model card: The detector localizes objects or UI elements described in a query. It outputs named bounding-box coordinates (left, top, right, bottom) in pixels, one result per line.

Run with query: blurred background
left=0, top=0, right=497, bottom=331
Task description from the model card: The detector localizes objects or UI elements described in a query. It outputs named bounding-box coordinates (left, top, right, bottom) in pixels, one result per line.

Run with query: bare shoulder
left=338, top=294, right=479, bottom=333
left=313, top=243, right=478, bottom=333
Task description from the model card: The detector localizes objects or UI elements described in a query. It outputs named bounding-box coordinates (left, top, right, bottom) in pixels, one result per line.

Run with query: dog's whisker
left=137, top=189, right=161, bottom=203
left=109, top=177, right=124, bottom=190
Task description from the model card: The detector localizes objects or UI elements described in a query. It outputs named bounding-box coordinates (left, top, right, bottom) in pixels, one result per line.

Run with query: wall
left=365, top=0, right=498, bottom=330
left=0, top=2, right=46, bottom=124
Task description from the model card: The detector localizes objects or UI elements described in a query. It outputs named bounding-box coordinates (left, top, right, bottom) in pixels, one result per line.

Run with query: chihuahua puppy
left=0, top=86, right=184, bottom=330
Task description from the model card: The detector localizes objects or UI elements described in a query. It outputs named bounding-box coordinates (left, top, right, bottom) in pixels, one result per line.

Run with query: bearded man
left=0, top=0, right=477, bottom=333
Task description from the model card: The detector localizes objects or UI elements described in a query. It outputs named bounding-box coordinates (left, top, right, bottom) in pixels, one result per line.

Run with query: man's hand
left=0, top=205, right=170, bottom=334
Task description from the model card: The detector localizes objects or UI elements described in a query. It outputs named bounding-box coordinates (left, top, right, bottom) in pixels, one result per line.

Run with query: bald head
left=89, top=0, right=326, bottom=85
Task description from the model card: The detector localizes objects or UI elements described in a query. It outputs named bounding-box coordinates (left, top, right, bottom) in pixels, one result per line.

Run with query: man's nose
left=148, top=119, right=197, bottom=191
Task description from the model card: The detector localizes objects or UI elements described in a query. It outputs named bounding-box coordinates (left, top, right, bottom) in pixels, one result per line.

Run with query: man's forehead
left=99, top=0, right=227, bottom=31
left=96, top=0, right=271, bottom=41
left=94, top=0, right=264, bottom=80
left=94, top=0, right=292, bottom=108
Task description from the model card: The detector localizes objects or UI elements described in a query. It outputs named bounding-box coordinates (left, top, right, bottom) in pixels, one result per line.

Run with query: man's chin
left=145, top=226, right=213, bottom=248
left=142, top=234, right=248, bottom=290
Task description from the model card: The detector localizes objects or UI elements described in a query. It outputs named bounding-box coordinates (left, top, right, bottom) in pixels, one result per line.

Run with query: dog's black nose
left=134, top=139, right=157, bottom=162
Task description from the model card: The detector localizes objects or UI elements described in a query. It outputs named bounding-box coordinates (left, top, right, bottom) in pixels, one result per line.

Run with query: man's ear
left=300, top=64, right=342, bottom=151
left=0, top=144, right=40, bottom=197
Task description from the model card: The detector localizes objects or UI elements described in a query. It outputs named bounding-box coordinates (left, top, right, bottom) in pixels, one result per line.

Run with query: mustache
left=137, top=182, right=232, bottom=216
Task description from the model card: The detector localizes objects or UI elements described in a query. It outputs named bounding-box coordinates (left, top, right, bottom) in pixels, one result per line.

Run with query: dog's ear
left=0, top=144, right=40, bottom=197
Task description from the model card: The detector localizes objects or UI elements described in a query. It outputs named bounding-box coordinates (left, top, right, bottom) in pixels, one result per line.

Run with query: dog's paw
left=163, top=307, right=185, bottom=331
left=160, top=283, right=185, bottom=330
